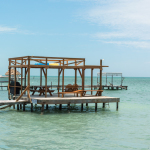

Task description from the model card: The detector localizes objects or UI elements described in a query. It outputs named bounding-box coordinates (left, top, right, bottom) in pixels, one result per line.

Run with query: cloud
left=82, top=0, right=150, bottom=48
left=0, top=26, right=17, bottom=32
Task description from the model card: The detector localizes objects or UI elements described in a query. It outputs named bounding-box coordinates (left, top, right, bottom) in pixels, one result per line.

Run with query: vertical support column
left=31, top=103, right=33, bottom=112
left=95, top=103, right=97, bottom=112
left=116, top=102, right=118, bottom=111
left=41, top=104, right=44, bottom=114
left=91, top=68, right=93, bottom=95
left=28, top=56, right=30, bottom=99
left=21, top=58, right=23, bottom=93
left=24, top=68, right=26, bottom=93
left=14, top=60, right=16, bottom=97
left=45, top=58, right=47, bottom=98
left=8, top=59, right=11, bottom=100
left=100, top=59, right=102, bottom=96
left=40, top=68, right=42, bottom=87
left=82, top=69, right=84, bottom=90
left=112, top=75, right=113, bottom=86
left=102, top=103, right=105, bottom=108
left=81, top=103, right=83, bottom=111
left=13, top=96, right=15, bottom=109
left=62, top=59, right=64, bottom=93
left=75, top=69, right=77, bottom=85
left=20, top=104, right=22, bottom=109
left=46, top=104, right=48, bottom=110
left=59, top=104, right=62, bottom=110
left=23, top=103, right=25, bottom=111
left=58, top=68, right=60, bottom=96
left=17, top=104, right=19, bottom=110
left=106, top=74, right=107, bottom=86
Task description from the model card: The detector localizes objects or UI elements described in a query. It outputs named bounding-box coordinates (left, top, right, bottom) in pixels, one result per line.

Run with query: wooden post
left=8, top=59, right=11, bottom=99
left=17, top=104, right=19, bottom=110
left=14, top=65, right=16, bottom=97
left=40, top=68, right=42, bottom=87
left=24, top=68, right=26, bottom=93
left=31, top=103, right=33, bottom=112
left=95, top=103, right=97, bottom=112
left=68, top=103, right=70, bottom=109
left=21, top=58, right=23, bottom=93
left=102, top=103, right=105, bottom=108
left=23, top=103, right=25, bottom=111
left=45, top=58, right=47, bottom=97
left=46, top=104, right=48, bottom=110
left=116, top=102, right=118, bottom=111
left=27, top=57, right=30, bottom=100
left=41, top=104, right=44, bottom=114
left=82, top=69, right=84, bottom=91
left=58, top=68, right=60, bottom=96
left=75, top=69, right=77, bottom=85
left=81, top=103, right=83, bottom=111
left=100, top=59, right=102, bottom=95
left=62, top=59, right=64, bottom=92
left=59, top=104, right=62, bottom=110
left=91, top=68, right=93, bottom=95
left=86, top=103, right=88, bottom=106
left=20, top=104, right=22, bottom=109
left=13, top=96, right=15, bottom=109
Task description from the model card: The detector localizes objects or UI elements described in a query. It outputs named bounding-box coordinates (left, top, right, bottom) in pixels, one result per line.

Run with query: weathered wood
left=16, top=85, right=30, bottom=102
left=86, top=103, right=88, bottom=106
left=20, top=104, right=22, bottom=109
left=102, top=103, right=105, bottom=108
left=23, top=103, right=25, bottom=111
left=41, top=104, right=44, bottom=114
left=17, top=104, right=19, bottom=110
left=116, top=102, right=118, bottom=111
left=0, top=105, right=12, bottom=110
left=81, top=103, right=83, bottom=111
left=59, top=104, right=62, bottom=110
left=95, top=103, right=97, bottom=112
left=46, top=104, right=48, bottom=110
left=31, top=103, right=33, bottom=112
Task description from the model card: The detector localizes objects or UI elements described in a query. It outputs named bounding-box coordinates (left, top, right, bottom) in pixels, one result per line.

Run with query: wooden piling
left=86, top=103, right=88, bottom=106
left=31, top=103, right=33, bottom=112
left=102, top=103, right=105, bottom=108
left=23, top=103, right=25, bottom=111
left=81, top=103, right=83, bottom=111
left=116, top=102, right=118, bottom=111
left=59, top=104, right=62, bottom=110
left=41, top=104, right=44, bottom=114
left=17, top=104, right=19, bottom=110
left=46, top=104, right=48, bottom=110
left=95, top=103, right=97, bottom=112
left=20, top=104, right=22, bottom=109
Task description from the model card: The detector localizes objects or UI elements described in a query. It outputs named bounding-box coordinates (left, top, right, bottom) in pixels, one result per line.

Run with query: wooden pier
left=0, top=94, right=120, bottom=112
left=0, top=56, right=121, bottom=113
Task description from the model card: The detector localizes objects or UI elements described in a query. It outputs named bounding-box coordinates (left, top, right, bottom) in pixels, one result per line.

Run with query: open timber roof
left=8, top=56, right=109, bottom=69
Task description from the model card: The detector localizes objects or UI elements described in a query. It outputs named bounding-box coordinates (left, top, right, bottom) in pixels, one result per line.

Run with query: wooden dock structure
left=0, top=56, right=120, bottom=113
left=0, top=94, right=120, bottom=112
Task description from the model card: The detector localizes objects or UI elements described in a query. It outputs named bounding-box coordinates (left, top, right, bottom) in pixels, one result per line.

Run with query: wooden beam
left=45, top=58, right=47, bottom=97
left=78, top=68, right=82, bottom=78
left=16, top=85, right=30, bottom=102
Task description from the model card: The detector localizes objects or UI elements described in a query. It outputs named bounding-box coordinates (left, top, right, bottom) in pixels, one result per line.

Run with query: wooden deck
left=0, top=93, right=120, bottom=113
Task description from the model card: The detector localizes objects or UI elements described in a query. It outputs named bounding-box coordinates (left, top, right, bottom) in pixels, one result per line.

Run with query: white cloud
left=0, top=26, right=17, bottom=32
left=82, top=0, right=150, bottom=48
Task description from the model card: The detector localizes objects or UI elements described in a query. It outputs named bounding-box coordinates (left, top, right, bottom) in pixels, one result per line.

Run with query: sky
left=0, top=0, right=150, bottom=77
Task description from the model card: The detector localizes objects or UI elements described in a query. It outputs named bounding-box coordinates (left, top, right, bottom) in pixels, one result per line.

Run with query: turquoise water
left=0, top=77, right=150, bottom=149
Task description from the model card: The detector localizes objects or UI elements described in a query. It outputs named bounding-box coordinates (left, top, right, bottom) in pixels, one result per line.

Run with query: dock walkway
left=0, top=94, right=120, bottom=113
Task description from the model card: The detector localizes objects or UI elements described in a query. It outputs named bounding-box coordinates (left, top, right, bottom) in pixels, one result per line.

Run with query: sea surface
left=0, top=77, right=150, bottom=150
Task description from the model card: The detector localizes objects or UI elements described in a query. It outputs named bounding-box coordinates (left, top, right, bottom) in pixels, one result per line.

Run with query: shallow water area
left=0, top=77, right=150, bottom=149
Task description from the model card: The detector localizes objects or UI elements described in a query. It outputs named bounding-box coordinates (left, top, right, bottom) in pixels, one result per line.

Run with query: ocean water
left=0, top=77, right=150, bottom=150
